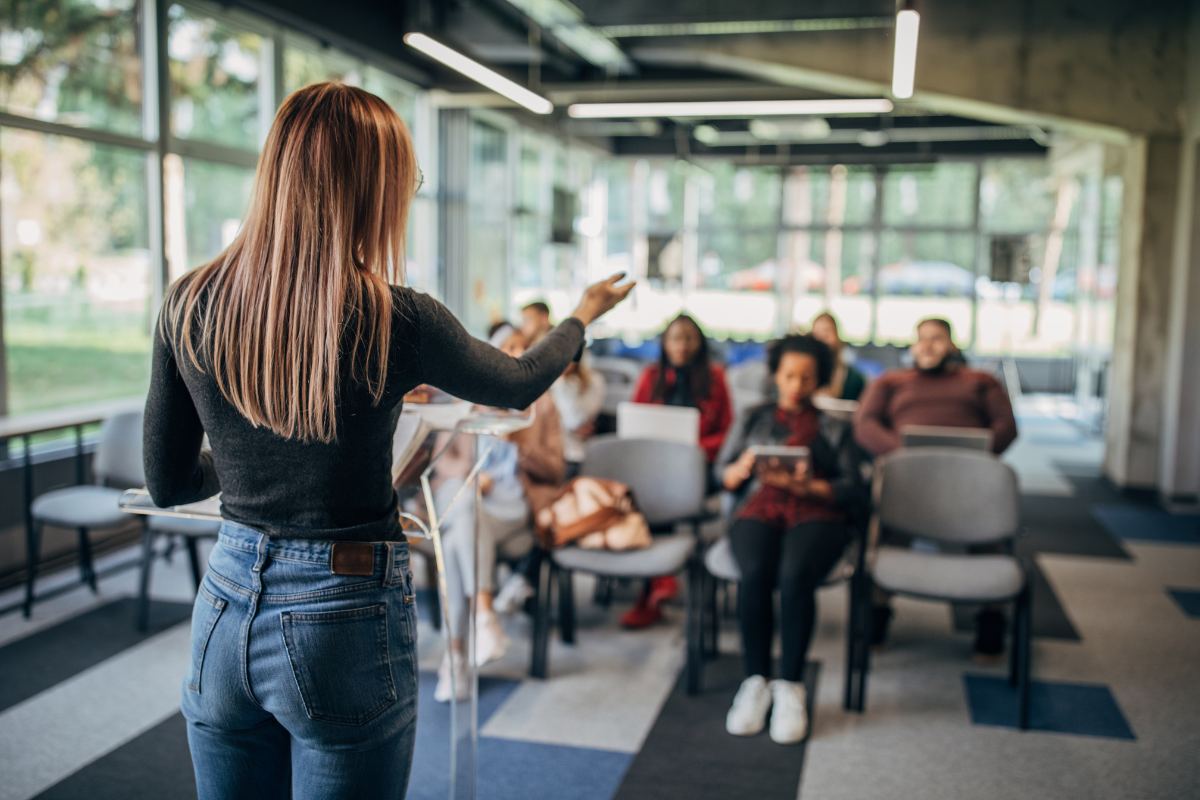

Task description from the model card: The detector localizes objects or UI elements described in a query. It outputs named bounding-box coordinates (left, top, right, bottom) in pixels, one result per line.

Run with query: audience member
left=854, top=317, right=1017, bottom=457
left=521, top=300, right=554, bottom=345
left=552, top=356, right=607, bottom=479
left=719, top=334, right=864, bottom=744
left=624, top=313, right=734, bottom=629
left=430, top=325, right=566, bottom=701
left=632, top=313, right=733, bottom=463
left=853, top=317, right=1018, bottom=655
left=810, top=311, right=867, bottom=401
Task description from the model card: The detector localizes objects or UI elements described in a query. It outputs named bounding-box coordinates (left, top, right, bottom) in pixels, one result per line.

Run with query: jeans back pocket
left=187, top=584, right=227, bottom=693
left=280, top=603, right=398, bottom=725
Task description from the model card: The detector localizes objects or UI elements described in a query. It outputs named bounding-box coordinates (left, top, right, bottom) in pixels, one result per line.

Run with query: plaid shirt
left=736, top=405, right=844, bottom=529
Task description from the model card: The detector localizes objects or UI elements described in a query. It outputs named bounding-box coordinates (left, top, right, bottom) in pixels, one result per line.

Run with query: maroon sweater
left=853, top=367, right=1018, bottom=456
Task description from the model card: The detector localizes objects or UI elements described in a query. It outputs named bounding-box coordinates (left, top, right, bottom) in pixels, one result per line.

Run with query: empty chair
left=532, top=436, right=709, bottom=692
left=26, top=410, right=145, bottom=616
left=590, top=356, right=643, bottom=417
left=852, top=447, right=1031, bottom=728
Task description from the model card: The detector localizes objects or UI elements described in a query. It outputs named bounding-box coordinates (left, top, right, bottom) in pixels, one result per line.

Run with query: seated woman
left=430, top=324, right=566, bottom=702
left=552, top=355, right=607, bottom=479
left=810, top=311, right=867, bottom=401
left=718, top=334, right=864, bottom=744
left=625, top=313, right=734, bottom=628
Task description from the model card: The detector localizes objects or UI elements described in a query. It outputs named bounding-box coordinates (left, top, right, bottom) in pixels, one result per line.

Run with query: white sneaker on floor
left=769, top=680, right=809, bottom=744
left=726, top=675, right=772, bottom=736
left=434, top=652, right=470, bottom=704
left=474, top=609, right=510, bottom=665
left=493, top=573, right=534, bottom=615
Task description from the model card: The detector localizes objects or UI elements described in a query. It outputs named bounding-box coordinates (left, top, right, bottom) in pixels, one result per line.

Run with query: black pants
left=729, top=518, right=849, bottom=682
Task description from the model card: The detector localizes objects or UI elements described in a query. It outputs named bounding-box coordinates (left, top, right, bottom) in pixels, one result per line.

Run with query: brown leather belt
left=330, top=541, right=376, bottom=576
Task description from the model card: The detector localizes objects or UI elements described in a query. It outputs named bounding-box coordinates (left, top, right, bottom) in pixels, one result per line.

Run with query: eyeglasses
left=415, top=166, right=424, bottom=194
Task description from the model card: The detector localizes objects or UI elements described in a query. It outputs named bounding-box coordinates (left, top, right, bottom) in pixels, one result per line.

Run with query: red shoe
left=620, top=599, right=664, bottom=629
left=647, top=576, right=679, bottom=606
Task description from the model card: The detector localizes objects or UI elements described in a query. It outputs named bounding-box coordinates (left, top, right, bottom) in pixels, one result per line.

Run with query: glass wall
left=0, top=1, right=431, bottom=416
left=596, top=155, right=1115, bottom=358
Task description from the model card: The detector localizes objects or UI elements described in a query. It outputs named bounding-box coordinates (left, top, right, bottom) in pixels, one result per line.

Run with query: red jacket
left=632, top=364, right=733, bottom=463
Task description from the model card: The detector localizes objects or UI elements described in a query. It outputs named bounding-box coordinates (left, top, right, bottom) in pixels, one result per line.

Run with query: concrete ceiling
left=236, top=0, right=1193, bottom=158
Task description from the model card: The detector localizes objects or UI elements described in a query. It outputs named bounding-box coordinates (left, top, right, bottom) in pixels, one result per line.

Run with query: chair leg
left=23, top=520, right=43, bottom=618
left=593, top=576, right=614, bottom=608
left=423, top=554, right=441, bottom=631
left=685, top=561, right=703, bottom=695
left=529, top=557, right=554, bottom=679
left=1008, top=594, right=1022, bottom=688
left=136, top=524, right=155, bottom=632
left=844, top=577, right=861, bottom=712
left=704, top=574, right=720, bottom=659
left=77, top=527, right=98, bottom=592
left=1017, top=588, right=1033, bottom=730
left=181, top=535, right=202, bottom=592
left=557, top=568, right=576, bottom=645
left=854, top=576, right=874, bottom=713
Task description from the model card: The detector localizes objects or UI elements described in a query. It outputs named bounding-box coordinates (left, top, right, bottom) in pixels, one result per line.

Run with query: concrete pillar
left=1104, top=136, right=1183, bottom=490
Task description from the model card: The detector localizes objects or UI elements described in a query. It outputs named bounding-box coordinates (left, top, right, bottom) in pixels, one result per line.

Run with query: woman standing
left=718, top=334, right=864, bottom=744
left=143, top=82, right=632, bottom=799
left=624, top=314, right=733, bottom=628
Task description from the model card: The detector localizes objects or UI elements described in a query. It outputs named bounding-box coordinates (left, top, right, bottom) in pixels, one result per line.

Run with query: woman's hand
left=571, top=273, right=636, bottom=327
left=722, top=450, right=757, bottom=491
left=759, top=461, right=834, bottom=500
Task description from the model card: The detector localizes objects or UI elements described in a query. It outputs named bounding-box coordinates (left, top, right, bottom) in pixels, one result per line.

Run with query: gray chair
left=852, top=447, right=1032, bottom=728
left=25, top=411, right=146, bottom=616
left=590, top=357, right=643, bottom=417
left=532, top=436, right=710, bottom=692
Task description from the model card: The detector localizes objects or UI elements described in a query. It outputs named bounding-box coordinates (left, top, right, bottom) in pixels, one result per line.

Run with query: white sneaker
left=493, top=573, right=534, bottom=615
left=726, top=675, right=772, bottom=736
left=434, top=652, right=470, bottom=704
left=474, top=610, right=510, bottom=665
left=769, top=680, right=809, bottom=744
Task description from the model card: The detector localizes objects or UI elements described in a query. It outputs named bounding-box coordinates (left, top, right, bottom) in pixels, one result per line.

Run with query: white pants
left=434, top=478, right=531, bottom=638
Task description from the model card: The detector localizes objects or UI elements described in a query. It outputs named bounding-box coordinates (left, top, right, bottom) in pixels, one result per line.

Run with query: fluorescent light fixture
left=567, top=98, right=893, bottom=119
left=749, top=117, right=831, bottom=141
left=693, top=124, right=720, bottom=145
left=403, top=32, right=553, bottom=115
left=891, top=8, right=920, bottom=99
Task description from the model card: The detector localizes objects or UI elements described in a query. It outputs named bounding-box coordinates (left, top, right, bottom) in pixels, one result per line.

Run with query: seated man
left=520, top=300, right=554, bottom=346
left=853, top=317, right=1018, bottom=656
left=854, top=317, right=1016, bottom=457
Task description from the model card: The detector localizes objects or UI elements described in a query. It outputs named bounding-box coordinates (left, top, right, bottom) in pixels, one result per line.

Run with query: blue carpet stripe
left=964, top=674, right=1135, bottom=740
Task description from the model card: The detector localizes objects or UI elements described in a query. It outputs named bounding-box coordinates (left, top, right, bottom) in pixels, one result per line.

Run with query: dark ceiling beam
left=465, top=0, right=594, bottom=78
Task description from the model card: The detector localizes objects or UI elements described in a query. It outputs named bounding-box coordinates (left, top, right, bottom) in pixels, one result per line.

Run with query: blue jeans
left=181, top=521, right=419, bottom=800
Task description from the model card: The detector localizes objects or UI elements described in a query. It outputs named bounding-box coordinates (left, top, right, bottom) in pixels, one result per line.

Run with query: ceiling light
left=749, top=117, right=831, bottom=141
left=693, top=124, right=720, bottom=145
left=857, top=130, right=890, bottom=147
left=566, top=98, right=893, bottom=119
left=891, top=6, right=920, bottom=99
left=403, top=32, right=553, bottom=115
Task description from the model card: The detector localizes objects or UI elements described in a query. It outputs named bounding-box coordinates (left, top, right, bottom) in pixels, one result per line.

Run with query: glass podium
left=120, top=400, right=534, bottom=800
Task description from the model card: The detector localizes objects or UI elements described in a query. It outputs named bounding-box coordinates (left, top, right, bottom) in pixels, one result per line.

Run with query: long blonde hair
left=163, top=83, right=418, bottom=444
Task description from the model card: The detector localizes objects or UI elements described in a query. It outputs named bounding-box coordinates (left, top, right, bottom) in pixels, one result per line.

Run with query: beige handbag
left=536, top=477, right=652, bottom=551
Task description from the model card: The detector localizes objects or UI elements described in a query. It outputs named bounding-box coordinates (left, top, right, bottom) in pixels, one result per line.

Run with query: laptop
left=616, top=402, right=700, bottom=446
left=900, top=424, right=994, bottom=452
left=812, top=395, right=859, bottom=422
